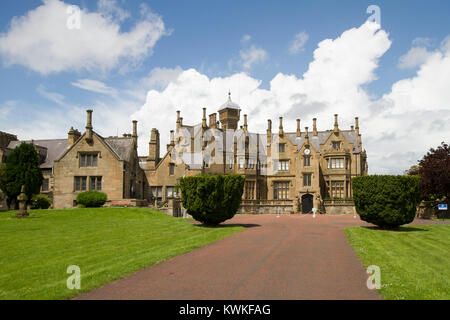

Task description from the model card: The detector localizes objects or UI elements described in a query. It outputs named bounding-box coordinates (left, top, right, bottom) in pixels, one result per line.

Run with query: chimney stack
left=243, top=114, right=248, bottom=132
left=147, top=128, right=160, bottom=169
left=86, top=109, right=93, bottom=142
left=296, top=119, right=301, bottom=137
left=68, top=127, right=81, bottom=147
left=313, top=118, right=318, bottom=136
left=267, top=119, right=272, bottom=152
left=279, top=117, right=284, bottom=136
left=176, top=110, right=181, bottom=129
left=209, top=113, right=217, bottom=129
left=355, top=117, right=359, bottom=135
left=132, top=120, right=138, bottom=148
left=202, top=108, right=207, bottom=128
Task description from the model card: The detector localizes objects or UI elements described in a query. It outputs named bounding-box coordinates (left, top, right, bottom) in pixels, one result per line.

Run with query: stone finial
left=16, top=185, right=29, bottom=218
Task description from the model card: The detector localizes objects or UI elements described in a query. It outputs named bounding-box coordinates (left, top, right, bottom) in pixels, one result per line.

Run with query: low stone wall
left=238, top=204, right=293, bottom=214
left=323, top=204, right=356, bottom=215
left=417, top=200, right=449, bottom=219
left=104, top=199, right=149, bottom=207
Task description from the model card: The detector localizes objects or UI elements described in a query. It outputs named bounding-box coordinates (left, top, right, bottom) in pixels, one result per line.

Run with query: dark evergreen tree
left=0, top=142, right=43, bottom=206
left=179, top=174, right=245, bottom=225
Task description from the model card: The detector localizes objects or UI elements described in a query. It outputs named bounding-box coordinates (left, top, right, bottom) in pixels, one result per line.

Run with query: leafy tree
left=0, top=143, right=43, bottom=206
left=352, top=175, right=420, bottom=228
left=179, top=174, right=245, bottom=225
left=404, top=164, right=420, bottom=176
left=418, top=142, right=449, bottom=201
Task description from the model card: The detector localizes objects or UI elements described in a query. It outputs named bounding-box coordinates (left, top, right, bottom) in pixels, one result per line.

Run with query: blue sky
left=0, top=0, right=449, bottom=173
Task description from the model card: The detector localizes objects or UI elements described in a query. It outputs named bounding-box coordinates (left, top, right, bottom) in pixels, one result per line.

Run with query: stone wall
left=53, top=133, right=125, bottom=209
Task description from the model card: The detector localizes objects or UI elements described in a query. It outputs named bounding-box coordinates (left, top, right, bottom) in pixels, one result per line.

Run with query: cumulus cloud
left=289, top=31, right=309, bottom=54
left=133, top=22, right=396, bottom=168
left=240, top=45, right=268, bottom=70
left=0, top=0, right=168, bottom=74
left=398, top=46, right=434, bottom=69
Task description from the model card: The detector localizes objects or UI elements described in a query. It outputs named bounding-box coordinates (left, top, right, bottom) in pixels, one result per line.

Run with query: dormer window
left=279, top=143, right=286, bottom=153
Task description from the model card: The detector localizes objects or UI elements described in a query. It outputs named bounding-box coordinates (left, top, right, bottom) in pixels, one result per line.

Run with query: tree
left=0, top=142, right=43, bottom=206
left=404, top=164, right=420, bottom=176
left=418, top=142, right=450, bottom=201
left=179, top=174, right=245, bottom=225
left=352, top=175, right=420, bottom=228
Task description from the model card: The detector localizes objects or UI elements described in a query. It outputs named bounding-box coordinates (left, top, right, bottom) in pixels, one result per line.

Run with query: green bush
left=179, top=174, right=245, bottom=225
left=76, top=191, right=107, bottom=208
left=352, top=175, right=420, bottom=228
left=31, top=194, right=52, bottom=209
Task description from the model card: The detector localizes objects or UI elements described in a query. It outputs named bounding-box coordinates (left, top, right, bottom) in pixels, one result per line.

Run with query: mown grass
left=345, top=224, right=450, bottom=300
left=0, top=208, right=243, bottom=300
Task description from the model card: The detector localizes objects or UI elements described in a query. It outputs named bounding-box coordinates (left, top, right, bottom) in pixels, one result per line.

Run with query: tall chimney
left=313, top=118, right=318, bottom=136
left=86, top=109, right=93, bottom=142
left=176, top=110, right=181, bottom=129
left=180, top=117, right=183, bottom=127
left=279, top=117, right=283, bottom=136
left=202, top=108, right=207, bottom=128
left=243, top=114, right=248, bottom=132
left=147, top=128, right=160, bottom=169
left=355, top=117, right=359, bottom=135
left=132, top=120, right=138, bottom=148
left=267, top=119, right=272, bottom=153
left=296, top=119, right=301, bottom=137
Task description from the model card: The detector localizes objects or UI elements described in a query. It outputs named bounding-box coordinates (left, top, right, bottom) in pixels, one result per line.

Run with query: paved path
left=76, top=215, right=447, bottom=300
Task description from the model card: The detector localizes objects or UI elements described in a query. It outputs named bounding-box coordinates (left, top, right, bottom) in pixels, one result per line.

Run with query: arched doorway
left=301, top=194, right=314, bottom=214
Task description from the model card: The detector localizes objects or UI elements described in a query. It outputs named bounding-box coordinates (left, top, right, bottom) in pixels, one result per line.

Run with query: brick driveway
left=76, top=214, right=442, bottom=300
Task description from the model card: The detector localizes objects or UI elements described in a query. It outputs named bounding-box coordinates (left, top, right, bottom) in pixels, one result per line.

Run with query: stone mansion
left=0, top=93, right=368, bottom=214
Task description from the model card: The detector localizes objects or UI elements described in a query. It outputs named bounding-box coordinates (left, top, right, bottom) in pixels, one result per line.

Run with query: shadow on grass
left=362, top=226, right=428, bottom=232
left=193, top=223, right=261, bottom=229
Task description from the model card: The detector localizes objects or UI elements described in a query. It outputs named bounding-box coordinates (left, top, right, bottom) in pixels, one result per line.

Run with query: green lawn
left=345, top=224, right=450, bottom=300
left=0, top=208, right=243, bottom=300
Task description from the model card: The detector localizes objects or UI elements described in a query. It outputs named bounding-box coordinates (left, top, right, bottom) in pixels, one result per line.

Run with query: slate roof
left=7, top=139, right=68, bottom=169
left=104, top=137, right=134, bottom=163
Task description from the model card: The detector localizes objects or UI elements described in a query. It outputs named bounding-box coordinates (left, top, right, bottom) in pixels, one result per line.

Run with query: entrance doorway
left=301, top=194, right=313, bottom=214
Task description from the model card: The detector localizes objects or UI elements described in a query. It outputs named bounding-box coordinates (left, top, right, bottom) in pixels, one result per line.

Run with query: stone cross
left=16, top=185, right=29, bottom=218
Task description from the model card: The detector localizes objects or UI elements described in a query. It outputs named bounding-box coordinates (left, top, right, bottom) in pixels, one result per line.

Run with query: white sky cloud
left=398, top=46, right=434, bottom=69
left=71, top=79, right=118, bottom=96
left=240, top=45, right=268, bottom=70
left=289, top=31, right=309, bottom=54
left=241, top=34, right=251, bottom=43
left=0, top=0, right=168, bottom=74
left=37, top=84, right=66, bottom=106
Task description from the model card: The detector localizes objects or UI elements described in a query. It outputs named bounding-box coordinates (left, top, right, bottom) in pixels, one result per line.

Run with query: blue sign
left=438, top=204, right=448, bottom=210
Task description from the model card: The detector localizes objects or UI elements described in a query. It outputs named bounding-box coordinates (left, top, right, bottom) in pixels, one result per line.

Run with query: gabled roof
left=8, top=139, right=68, bottom=169
left=104, top=137, right=135, bottom=163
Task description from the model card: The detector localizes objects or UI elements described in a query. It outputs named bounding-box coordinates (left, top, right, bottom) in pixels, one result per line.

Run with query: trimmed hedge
left=31, top=194, right=52, bottom=209
left=179, top=174, right=245, bottom=225
left=76, top=191, right=107, bottom=208
left=352, top=175, right=420, bottom=228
